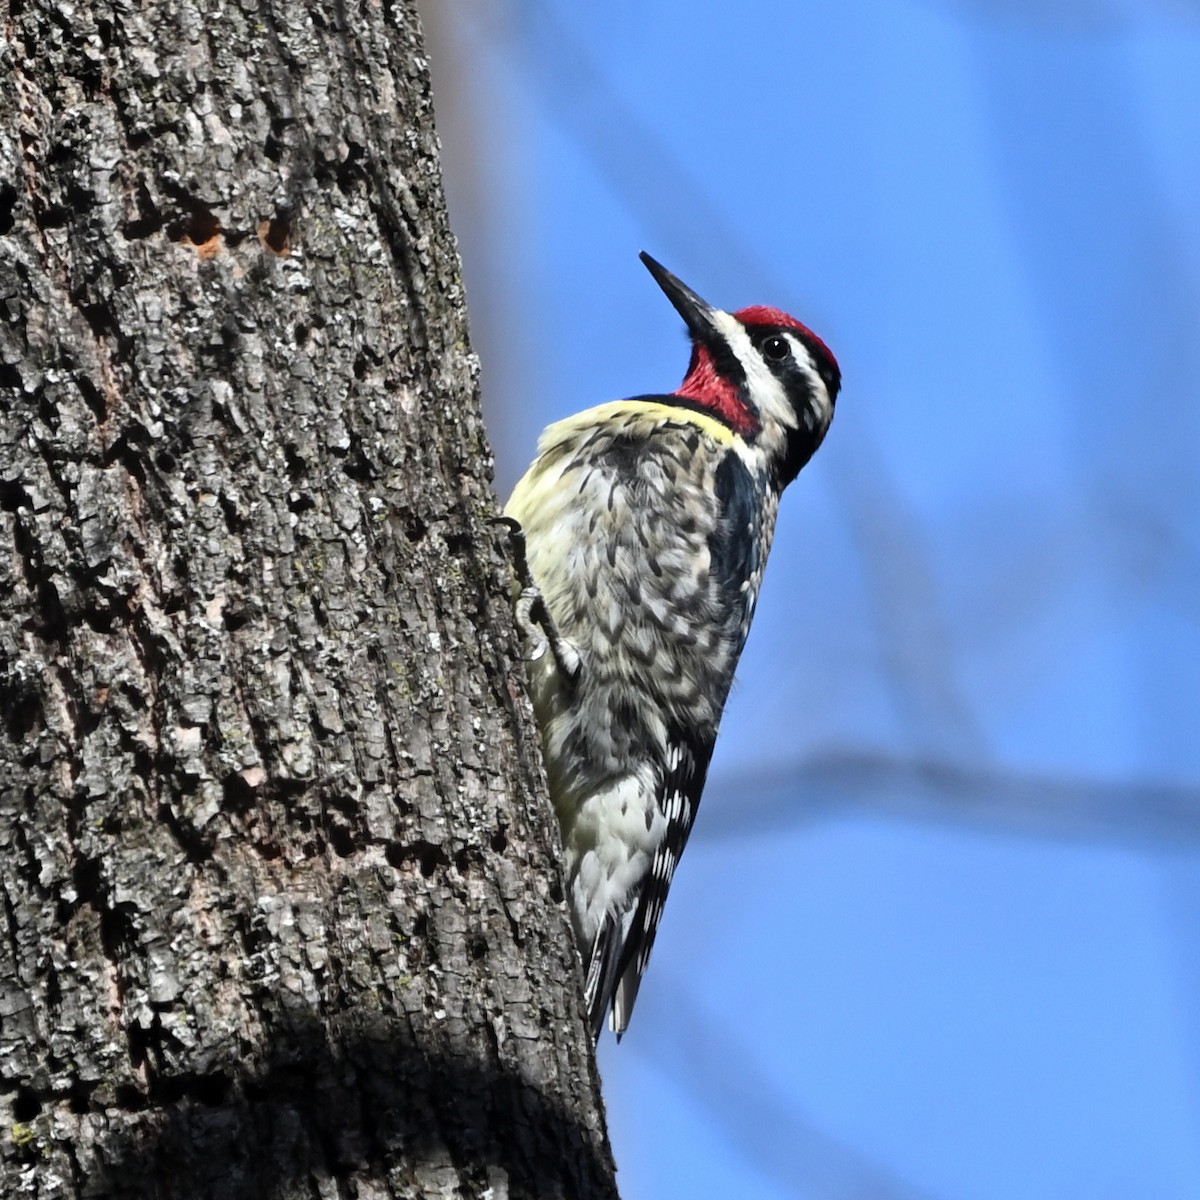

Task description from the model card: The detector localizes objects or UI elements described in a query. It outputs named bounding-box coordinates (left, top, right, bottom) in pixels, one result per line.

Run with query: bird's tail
left=582, top=912, right=626, bottom=1044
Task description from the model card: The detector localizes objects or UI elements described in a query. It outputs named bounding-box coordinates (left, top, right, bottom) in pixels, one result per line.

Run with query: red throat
left=674, top=346, right=758, bottom=435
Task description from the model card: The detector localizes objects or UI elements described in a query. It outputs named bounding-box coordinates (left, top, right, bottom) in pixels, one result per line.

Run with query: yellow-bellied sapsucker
left=505, top=253, right=840, bottom=1042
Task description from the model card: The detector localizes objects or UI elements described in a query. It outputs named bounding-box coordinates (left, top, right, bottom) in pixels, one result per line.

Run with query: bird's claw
left=515, top=586, right=550, bottom=663
left=498, top=515, right=582, bottom=689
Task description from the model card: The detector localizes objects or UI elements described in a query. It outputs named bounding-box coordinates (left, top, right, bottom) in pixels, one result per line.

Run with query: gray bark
left=0, top=2, right=616, bottom=1197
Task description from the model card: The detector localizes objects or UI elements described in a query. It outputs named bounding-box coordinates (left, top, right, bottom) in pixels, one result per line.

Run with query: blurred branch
left=924, top=0, right=1200, bottom=32
left=625, top=975, right=949, bottom=1200
left=700, top=751, right=1200, bottom=848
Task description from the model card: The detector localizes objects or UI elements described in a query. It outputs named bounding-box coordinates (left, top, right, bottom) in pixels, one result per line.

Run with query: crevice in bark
left=122, top=183, right=165, bottom=242
left=385, top=839, right=449, bottom=879
left=10, top=514, right=68, bottom=647
left=157, top=800, right=216, bottom=865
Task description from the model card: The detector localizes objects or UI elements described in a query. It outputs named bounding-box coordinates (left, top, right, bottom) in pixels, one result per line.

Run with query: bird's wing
left=606, top=731, right=713, bottom=1038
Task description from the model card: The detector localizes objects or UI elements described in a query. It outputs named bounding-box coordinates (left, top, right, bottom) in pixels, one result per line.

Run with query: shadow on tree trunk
left=87, top=1010, right=609, bottom=1198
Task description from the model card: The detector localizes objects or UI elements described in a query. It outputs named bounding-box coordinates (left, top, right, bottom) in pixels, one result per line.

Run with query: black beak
left=639, top=252, right=724, bottom=347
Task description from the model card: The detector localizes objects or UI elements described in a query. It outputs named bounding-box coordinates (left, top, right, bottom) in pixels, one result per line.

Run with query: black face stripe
left=694, top=333, right=747, bottom=389
left=741, top=323, right=837, bottom=487
left=798, top=333, right=841, bottom=399
left=746, top=323, right=840, bottom=399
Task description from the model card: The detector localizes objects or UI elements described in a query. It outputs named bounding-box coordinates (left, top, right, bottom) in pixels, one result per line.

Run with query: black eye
left=761, top=334, right=791, bottom=362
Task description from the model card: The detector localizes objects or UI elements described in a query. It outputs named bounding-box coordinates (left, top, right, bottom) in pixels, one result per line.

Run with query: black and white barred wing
left=607, top=732, right=714, bottom=1038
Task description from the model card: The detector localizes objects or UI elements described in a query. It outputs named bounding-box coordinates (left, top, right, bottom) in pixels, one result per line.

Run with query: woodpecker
left=505, top=252, right=839, bottom=1042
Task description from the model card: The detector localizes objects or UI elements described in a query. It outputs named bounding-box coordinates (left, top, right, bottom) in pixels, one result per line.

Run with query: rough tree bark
left=0, top=2, right=617, bottom=1197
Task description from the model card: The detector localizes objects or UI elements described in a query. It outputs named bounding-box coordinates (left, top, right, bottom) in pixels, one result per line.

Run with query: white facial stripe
left=783, top=332, right=833, bottom=429
left=711, top=311, right=834, bottom=449
left=711, top=309, right=794, bottom=430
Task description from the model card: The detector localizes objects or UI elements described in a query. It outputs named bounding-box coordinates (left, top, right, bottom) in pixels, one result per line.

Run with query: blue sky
left=425, top=2, right=1200, bottom=1195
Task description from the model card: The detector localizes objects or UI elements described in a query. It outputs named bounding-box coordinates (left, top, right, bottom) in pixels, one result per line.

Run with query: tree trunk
left=0, top=2, right=616, bottom=1197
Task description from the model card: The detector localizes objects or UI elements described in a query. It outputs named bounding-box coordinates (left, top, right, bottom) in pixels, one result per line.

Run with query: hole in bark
left=123, top=213, right=160, bottom=239
left=44, top=961, right=61, bottom=1011
left=168, top=205, right=222, bottom=259
left=126, top=1021, right=152, bottom=1072
left=0, top=186, right=16, bottom=235
left=336, top=141, right=366, bottom=193
left=0, top=479, right=32, bottom=512
left=13, top=1087, right=41, bottom=1121
left=33, top=578, right=67, bottom=646
left=101, top=902, right=137, bottom=959
left=489, top=828, right=507, bottom=854
left=264, top=118, right=293, bottom=162
left=4, top=688, right=43, bottom=742
left=73, top=855, right=103, bottom=902
left=288, top=491, right=315, bottom=514
left=10, top=515, right=59, bottom=640
left=157, top=802, right=214, bottom=864
left=385, top=841, right=448, bottom=878
left=328, top=825, right=355, bottom=857
left=156, top=450, right=176, bottom=473
left=548, top=878, right=564, bottom=905
left=37, top=388, right=57, bottom=430
left=222, top=604, right=251, bottom=632
left=123, top=197, right=165, bottom=240
left=341, top=451, right=375, bottom=482
left=468, top=933, right=488, bottom=960
left=105, top=429, right=150, bottom=488
left=68, top=1078, right=95, bottom=1114
left=284, top=445, right=307, bottom=480
left=184, top=208, right=220, bottom=243
left=416, top=843, right=447, bottom=878
left=216, top=491, right=244, bottom=533
left=67, top=183, right=95, bottom=213
left=412, top=913, right=428, bottom=939
left=0, top=361, right=21, bottom=389
left=258, top=211, right=291, bottom=256
left=126, top=1015, right=177, bottom=1089
left=78, top=375, right=107, bottom=424
left=221, top=771, right=256, bottom=814
left=36, top=203, right=71, bottom=230
left=79, top=300, right=118, bottom=341
left=48, top=140, right=75, bottom=166
left=83, top=605, right=116, bottom=634
left=113, top=1084, right=148, bottom=1111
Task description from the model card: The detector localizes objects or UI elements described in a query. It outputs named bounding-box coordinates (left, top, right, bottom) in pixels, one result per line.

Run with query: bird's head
left=641, top=251, right=840, bottom=487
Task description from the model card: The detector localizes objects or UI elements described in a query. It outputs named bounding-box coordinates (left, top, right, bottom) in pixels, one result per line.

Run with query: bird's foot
left=495, top=516, right=582, bottom=688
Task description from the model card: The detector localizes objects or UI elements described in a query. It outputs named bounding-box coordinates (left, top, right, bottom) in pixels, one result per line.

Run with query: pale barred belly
left=523, top=444, right=739, bottom=806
